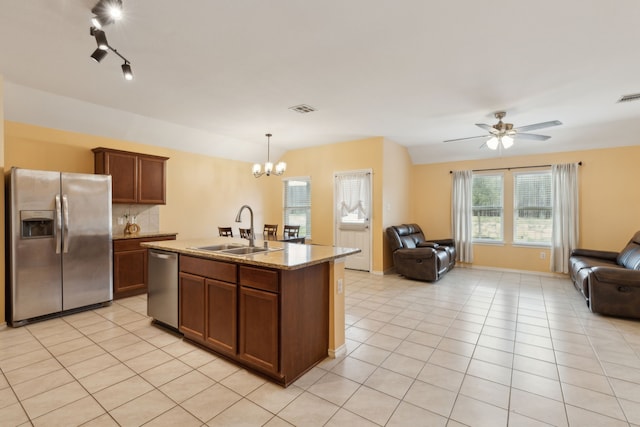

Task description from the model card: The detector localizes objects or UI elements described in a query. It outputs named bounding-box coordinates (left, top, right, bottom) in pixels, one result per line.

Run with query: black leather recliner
left=386, top=224, right=456, bottom=282
left=569, top=231, right=640, bottom=318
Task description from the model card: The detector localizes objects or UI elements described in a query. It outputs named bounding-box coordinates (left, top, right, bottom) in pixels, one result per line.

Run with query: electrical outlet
left=540, top=252, right=546, bottom=259
left=337, top=278, right=344, bottom=294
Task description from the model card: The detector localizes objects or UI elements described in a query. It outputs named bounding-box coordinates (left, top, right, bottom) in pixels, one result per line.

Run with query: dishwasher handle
left=149, top=250, right=177, bottom=260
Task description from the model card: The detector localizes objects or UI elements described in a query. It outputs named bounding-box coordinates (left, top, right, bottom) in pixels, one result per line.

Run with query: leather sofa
left=386, top=224, right=456, bottom=282
left=569, top=231, right=640, bottom=318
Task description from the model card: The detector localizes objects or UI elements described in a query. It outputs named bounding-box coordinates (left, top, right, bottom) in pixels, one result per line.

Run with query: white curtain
left=452, top=170, right=473, bottom=263
left=551, top=163, right=580, bottom=273
left=335, top=172, right=370, bottom=219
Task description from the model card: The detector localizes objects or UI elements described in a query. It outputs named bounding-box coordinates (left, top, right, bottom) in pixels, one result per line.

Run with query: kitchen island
left=142, top=237, right=360, bottom=386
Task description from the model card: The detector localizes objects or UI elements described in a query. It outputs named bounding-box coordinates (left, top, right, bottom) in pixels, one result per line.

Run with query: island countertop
left=141, top=237, right=361, bottom=270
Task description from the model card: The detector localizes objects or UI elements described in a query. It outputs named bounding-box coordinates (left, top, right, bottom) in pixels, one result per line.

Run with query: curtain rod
left=449, top=161, right=582, bottom=174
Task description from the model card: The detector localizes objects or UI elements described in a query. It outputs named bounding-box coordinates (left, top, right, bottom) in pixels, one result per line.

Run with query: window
left=283, top=177, right=311, bottom=238
left=472, top=174, right=503, bottom=242
left=514, top=172, right=552, bottom=245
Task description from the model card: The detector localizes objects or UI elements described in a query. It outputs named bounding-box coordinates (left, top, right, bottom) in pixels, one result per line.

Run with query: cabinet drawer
left=181, top=255, right=237, bottom=283
left=239, top=266, right=279, bottom=293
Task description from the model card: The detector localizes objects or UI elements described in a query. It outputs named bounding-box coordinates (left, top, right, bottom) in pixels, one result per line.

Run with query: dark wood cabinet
left=179, top=272, right=206, bottom=342
left=113, top=235, right=176, bottom=299
left=93, top=147, right=168, bottom=204
left=178, top=254, right=330, bottom=386
left=180, top=256, right=238, bottom=355
left=206, top=279, right=237, bottom=355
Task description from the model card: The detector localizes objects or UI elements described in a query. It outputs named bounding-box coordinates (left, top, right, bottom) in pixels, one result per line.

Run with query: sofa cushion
left=618, top=244, right=640, bottom=270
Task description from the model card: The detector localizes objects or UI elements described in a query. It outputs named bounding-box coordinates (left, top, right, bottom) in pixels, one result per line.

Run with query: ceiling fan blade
left=475, top=123, right=494, bottom=132
left=514, top=120, right=562, bottom=132
left=517, top=133, right=551, bottom=141
left=444, top=135, right=489, bottom=143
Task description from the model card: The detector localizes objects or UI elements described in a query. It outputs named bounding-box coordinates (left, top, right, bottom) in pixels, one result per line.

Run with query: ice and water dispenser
left=20, top=210, right=55, bottom=239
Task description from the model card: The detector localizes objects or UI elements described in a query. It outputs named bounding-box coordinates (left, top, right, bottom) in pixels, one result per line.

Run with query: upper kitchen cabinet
left=93, top=147, right=169, bottom=204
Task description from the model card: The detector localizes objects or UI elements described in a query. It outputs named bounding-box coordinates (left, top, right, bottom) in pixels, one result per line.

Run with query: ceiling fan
left=444, top=111, right=562, bottom=150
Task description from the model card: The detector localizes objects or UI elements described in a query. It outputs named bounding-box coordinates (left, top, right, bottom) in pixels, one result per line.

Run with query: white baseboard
left=459, top=263, right=568, bottom=279
left=328, top=344, right=347, bottom=359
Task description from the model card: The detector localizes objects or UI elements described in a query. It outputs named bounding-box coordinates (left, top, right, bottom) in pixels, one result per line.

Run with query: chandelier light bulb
left=265, top=162, right=274, bottom=175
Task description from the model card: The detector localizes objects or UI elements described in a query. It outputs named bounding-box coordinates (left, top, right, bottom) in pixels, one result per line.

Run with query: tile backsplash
left=112, top=204, right=160, bottom=234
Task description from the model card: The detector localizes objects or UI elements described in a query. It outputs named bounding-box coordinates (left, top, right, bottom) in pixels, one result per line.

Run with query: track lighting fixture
left=87, top=1, right=133, bottom=81
left=89, top=27, right=134, bottom=81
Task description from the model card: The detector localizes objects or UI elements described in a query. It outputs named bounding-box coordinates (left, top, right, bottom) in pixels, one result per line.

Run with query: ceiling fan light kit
left=444, top=111, right=562, bottom=151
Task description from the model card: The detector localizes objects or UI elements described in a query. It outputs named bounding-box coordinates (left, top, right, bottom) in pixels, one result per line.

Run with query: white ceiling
left=2, top=0, right=640, bottom=165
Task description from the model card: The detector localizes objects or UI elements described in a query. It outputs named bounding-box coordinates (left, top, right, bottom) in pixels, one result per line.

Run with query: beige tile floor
left=2, top=268, right=640, bottom=426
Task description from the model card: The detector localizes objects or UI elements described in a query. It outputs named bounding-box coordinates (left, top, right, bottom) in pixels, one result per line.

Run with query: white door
left=334, top=170, right=372, bottom=271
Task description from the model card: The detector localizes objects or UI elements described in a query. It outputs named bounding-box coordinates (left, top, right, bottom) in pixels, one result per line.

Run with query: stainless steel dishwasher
left=148, top=249, right=179, bottom=331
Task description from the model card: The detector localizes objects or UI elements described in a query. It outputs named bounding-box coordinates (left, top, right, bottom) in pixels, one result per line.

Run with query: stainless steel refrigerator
left=7, top=167, right=113, bottom=326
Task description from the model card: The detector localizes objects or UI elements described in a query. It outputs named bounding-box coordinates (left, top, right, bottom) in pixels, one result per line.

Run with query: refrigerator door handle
left=62, top=194, right=70, bottom=253
left=55, top=194, right=62, bottom=254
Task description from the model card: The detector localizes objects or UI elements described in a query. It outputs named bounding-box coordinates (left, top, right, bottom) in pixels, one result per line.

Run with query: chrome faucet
left=235, top=205, right=255, bottom=247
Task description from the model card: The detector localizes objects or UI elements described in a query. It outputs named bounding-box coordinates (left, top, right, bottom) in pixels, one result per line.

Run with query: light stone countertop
left=112, top=231, right=178, bottom=240
left=141, top=237, right=361, bottom=270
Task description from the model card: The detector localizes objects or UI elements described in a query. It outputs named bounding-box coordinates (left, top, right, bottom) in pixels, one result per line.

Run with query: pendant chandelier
left=252, top=133, right=286, bottom=178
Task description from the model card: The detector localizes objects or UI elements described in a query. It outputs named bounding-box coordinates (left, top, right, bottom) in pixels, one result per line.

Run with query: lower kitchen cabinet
left=206, top=279, right=237, bottom=356
left=238, top=286, right=278, bottom=373
left=178, top=254, right=330, bottom=386
left=178, top=272, right=205, bottom=342
left=113, top=235, right=176, bottom=299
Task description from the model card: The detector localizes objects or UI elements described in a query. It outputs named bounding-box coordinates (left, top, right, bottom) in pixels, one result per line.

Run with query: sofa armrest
left=431, top=238, right=455, bottom=247
left=591, top=266, right=640, bottom=286
left=395, top=247, right=436, bottom=259
left=570, top=248, right=619, bottom=261
left=418, top=242, right=440, bottom=249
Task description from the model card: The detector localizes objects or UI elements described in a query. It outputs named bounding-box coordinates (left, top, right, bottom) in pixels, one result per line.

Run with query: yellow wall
left=4, top=121, right=268, bottom=240
left=264, top=137, right=387, bottom=272
left=382, top=139, right=413, bottom=271
left=412, top=146, right=640, bottom=272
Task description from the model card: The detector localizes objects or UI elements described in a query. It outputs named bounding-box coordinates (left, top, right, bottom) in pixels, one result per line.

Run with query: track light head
left=121, top=62, right=133, bottom=81
left=91, top=14, right=110, bottom=29
left=93, top=28, right=108, bottom=50
left=90, top=48, right=108, bottom=63
left=91, top=0, right=123, bottom=27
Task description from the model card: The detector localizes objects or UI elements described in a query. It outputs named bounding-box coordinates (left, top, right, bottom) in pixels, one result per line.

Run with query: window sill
left=473, top=241, right=505, bottom=246
left=512, top=243, right=551, bottom=249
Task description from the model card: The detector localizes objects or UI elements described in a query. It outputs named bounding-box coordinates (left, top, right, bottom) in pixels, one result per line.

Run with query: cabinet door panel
left=179, top=272, right=205, bottom=342
left=239, top=286, right=278, bottom=373
left=113, top=249, right=147, bottom=299
left=138, top=156, right=166, bottom=204
left=206, top=279, right=237, bottom=355
left=107, top=152, right=138, bottom=203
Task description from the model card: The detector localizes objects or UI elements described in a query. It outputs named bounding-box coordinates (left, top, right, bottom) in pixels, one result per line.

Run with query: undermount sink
left=220, top=246, right=270, bottom=255
left=191, top=243, right=282, bottom=257
left=191, top=243, right=245, bottom=251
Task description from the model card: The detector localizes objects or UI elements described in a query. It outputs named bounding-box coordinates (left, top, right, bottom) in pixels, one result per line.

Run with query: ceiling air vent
left=289, top=104, right=316, bottom=114
left=617, top=93, right=640, bottom=103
